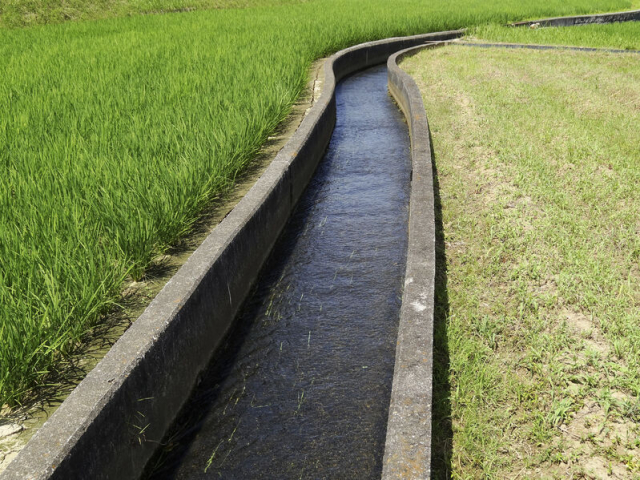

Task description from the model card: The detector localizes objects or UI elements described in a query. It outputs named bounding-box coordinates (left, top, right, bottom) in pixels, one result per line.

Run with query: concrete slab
left=510, top=8, right=640, bottom=28
left=383, top=40, right=451, bottom=480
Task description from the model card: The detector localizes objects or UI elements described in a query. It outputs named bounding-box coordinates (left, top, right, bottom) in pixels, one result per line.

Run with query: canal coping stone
left=509, top=8, right=640, bottom=28
left=381, top=8, right=639, bottom=477
left=384, top=40, right=449, bottom=480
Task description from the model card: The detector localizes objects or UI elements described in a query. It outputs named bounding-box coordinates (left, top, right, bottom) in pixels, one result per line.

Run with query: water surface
left=148, top=64, right=411, bottom=479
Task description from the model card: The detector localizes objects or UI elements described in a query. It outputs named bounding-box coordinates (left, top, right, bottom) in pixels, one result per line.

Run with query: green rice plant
left=0, top=0, right=308, bottom=29
left=0, top=0, right=632, bottom=407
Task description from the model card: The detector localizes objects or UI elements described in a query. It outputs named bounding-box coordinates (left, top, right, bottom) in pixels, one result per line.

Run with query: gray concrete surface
left=510, top=8, right=640, bottom=28
left=0, top=30, right=462, bottom=480
left=454, top=41, right=640, bottom=54
left=383, top=41, right=452, bottom=480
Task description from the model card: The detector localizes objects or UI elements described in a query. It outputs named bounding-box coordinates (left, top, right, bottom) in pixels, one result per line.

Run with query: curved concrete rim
left=509, top=8, right=640, bottom=27
left=455, top=40, right=640, bottom=54
left=383, top=40, right=450, bottom=480
left=382, top=18, right=639, bottom=478
left=0, top=29, right=463, bottom=480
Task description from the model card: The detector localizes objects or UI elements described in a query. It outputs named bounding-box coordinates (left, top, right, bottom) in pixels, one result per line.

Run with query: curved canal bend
left=146, top=64, right=412, bottom=479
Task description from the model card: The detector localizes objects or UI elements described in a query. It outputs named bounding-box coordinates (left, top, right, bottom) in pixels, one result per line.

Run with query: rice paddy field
left=401, top=28, right=640, bottom=478
left=4, top=0, right=635, bottom=409
left=0, top=0, right=303, bottom=28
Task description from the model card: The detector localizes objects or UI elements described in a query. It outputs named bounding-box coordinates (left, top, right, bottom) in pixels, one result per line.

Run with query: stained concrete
left=510, top=8, right=640, bottom=28
left=383, top=41, right=451, bottom=480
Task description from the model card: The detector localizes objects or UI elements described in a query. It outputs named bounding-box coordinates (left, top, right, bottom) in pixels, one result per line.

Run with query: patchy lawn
left=402, top=44, right=640, bottom=478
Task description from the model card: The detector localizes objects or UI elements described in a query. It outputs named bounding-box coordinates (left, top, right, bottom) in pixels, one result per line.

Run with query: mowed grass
left=402, top=45, right=640, bottom=478
left=472, top=20, right=640, bottom=50
left=4, top=0, right=632, bottom=409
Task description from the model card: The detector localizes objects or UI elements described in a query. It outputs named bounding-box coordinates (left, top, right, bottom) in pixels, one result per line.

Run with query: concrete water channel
left=2, top=30, right=459, bottom=480
left=146, top=64, right=411, bottom=479
left=7, top=10, right=638, bottom=479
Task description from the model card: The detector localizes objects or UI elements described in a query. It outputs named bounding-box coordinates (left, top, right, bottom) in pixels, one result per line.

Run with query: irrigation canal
left=146, top=64, right=412, bottom=479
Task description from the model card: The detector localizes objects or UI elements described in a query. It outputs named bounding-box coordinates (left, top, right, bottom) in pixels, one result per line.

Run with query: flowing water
left=147, top=64, right=411, bottom=479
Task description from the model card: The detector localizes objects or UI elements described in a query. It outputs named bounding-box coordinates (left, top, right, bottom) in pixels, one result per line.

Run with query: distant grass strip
left=472, top=21, right=640, bottom=50
left=0, top=0, right=632, bottom=407
left=0, top=0, right=306, bottom=28
left=403, top=45, right=640, bottom=478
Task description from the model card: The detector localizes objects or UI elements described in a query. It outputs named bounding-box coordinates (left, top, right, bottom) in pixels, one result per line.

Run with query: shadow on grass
left=430, top=133, right=453, bottom=479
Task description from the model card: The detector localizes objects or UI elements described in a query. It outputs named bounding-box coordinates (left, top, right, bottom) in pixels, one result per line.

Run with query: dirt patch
left=563, top=310, right=611, bottom=357
left=557, top=399, right=640, bottom=478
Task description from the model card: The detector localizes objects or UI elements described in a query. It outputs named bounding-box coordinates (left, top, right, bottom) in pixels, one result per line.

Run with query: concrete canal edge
left=509, top=8, right=640, bottom=27
left=0, top=30, right=463, bottom=480
left=381, top=9, right=640, bottom=475
left=383, top=41, right=450, bottom=480
left=453, top=41, right=640, bottom=55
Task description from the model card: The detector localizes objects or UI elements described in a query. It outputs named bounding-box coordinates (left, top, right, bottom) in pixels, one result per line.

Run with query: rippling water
left=147, top=64, right=411, bottom=479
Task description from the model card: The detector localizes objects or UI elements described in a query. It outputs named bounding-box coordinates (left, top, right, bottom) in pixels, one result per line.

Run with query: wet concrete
left=146, top=64, right=411, bottom=479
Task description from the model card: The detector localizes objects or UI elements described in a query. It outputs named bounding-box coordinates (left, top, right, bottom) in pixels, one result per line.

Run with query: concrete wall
left=383, top=41, right=450, bottom=480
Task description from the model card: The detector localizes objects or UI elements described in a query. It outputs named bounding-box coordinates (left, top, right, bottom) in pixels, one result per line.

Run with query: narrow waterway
left=146, top=64, right=411, bottom=479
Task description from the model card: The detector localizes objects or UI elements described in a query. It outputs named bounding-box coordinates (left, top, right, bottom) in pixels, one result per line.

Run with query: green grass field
left=402, top=37, right=640, bottom=478
left=472, top=20, right=640, bottom=49
left=0, top=0, right=634, bottom=408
